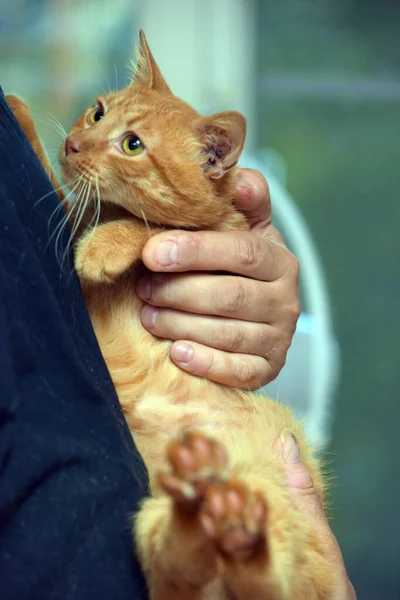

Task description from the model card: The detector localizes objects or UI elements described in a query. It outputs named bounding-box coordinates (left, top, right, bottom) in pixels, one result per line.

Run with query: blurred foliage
left=257, top=1, right=400, bottom=597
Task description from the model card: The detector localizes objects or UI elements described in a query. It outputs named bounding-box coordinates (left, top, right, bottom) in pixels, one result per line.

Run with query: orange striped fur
left=7, top=31, right=335, bottom=599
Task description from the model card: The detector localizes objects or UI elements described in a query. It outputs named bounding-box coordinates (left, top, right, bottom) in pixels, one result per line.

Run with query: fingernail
left=136, top=276, right=151, bottom=300
left=281, top=429, right=300, bottom=464
left=141, top=305, right=158, bottom=328
left=171, top=342, right=194, bottom=364
left=156, top=240, right=178, bottom=267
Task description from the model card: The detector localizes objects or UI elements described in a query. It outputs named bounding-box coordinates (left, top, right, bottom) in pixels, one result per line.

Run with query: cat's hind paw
left=158, top=431, right=228, bottom=513
left=200, top=479, right=267, bottom=560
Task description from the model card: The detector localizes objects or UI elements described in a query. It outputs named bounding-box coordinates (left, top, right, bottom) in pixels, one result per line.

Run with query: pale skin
left=280, top=430, right=357, bottom=600
left=137, top=168, right=301, bottom=389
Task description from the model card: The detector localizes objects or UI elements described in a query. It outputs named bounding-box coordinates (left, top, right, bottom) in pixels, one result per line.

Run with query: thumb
left=280, top=429, right=328, bottom=524
left=279, top=430, right=357, bottom=599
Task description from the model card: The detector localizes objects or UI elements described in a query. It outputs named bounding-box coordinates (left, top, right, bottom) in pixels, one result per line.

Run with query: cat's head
left=59, top=31, right=246, bottom=229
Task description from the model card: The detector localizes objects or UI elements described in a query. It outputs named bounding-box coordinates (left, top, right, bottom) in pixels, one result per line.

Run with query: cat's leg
left=134, top=432, right=228, bottom=599
left=6, top=95, right=64, bottom=200
left=201, top=476, right=332, bottom=599
left=200, top=478, right=289, bottom=599
left=75, top=218, right=158, bottom=283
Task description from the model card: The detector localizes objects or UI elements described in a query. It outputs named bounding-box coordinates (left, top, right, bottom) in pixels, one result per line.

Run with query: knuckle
left=234, top=356, right=257, bottom=386
left=287, top=300, right=301, bottom=324
left=154, top=308, right=176, bottom=337
left=268, top=346, right=289, bottom=380
left=256, top=326, right=274, bottom=354
left=285, top=251, right=300, bottom=282
left=219, top=323, right=245, bottom=351
left=202, top=348, right=216, bottom=377
left=236, top=236, right=262, bottom=270
left=215, top=279, right=248, bottom=314
left=249, top=169, right=271, bottom=203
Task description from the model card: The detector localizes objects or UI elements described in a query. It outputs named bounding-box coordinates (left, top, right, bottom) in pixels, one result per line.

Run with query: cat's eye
left=88, top=106, right=104, bottom=125
left=122, top=135, right=145, bottom=156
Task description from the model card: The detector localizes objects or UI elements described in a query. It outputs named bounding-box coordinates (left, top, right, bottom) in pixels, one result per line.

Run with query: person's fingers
left=234, top=168, right=272, bottom=230
left=141, top=304, right=285, bottom=358
left=166, top=340, right=269, bottom=389
left=141, top=230, right=298, bottom=284
left=137, top=272, right=298, bottom=325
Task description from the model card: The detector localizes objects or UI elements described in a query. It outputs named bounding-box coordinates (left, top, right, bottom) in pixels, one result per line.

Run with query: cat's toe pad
left=158, top=431, right=228, bottom=506
left=200, top=480, right=267, bottom=559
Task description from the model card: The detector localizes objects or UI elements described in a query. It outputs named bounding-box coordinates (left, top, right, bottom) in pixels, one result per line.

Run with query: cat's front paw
left=75, top=225, right=140, bottom=284
left=158, top=431, right=228, bottom=514
left=200, top=480, right=267, bottom=560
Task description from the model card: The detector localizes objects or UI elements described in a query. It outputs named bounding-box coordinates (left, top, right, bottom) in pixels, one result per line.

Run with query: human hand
left=279, top=430, right=356, bottom=600
left=136, top=169, right=300, bottom=389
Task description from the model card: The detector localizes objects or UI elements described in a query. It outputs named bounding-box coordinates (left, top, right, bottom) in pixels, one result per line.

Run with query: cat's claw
left=200, top=479, right=267, bottom=560
left=158, top=431, right=228, bottom=511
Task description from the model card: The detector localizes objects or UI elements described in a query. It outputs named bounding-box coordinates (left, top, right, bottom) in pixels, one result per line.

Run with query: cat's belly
left=88, top=286, right=322, bottom=498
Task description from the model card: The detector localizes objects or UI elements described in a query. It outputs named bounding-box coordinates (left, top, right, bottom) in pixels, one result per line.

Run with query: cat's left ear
left=194, top=111, right=247, bottom=180
left=131, top=30, right=172, bottom=94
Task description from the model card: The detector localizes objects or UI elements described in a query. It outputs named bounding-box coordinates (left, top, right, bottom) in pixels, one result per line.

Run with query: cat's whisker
left=38, top=150, right=59, bottom=158
left=140, top=209, right=151, bottom=238
left=47, top=179, right=81, bottom=232
left=114, top=63, right=119, bottom=90
left=94, top=177, right=102, bottom=229
left=41, top=111, right=68, bottom=140
left=90, top=56, right=112, bottom=94
left=66, top=182, right=92, bottom=263
left=57, top=182, right=88, bottom=266
left=33, top=175, right=79, bottom=209
left=127, top=58, right=138, bottom=80
left=71, top=178, right=102, bottom=277
left=39, top=118, right=67, bottom=142
left=47, top=210, right=70, bottom=259
left=66, top=183, right=88, bottom=242
left=48, top=179, right=85, bottom=259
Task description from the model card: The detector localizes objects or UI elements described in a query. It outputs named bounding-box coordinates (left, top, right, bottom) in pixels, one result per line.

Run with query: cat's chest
left=133, top=392, right=226, bottom=438
left=131, top=392, right=232, bottom=481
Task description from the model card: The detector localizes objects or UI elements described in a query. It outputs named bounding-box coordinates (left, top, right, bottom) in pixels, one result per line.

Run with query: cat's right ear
left=194, top=111, right=247, bottom=180
left=131, top=30, right=172, bottom=94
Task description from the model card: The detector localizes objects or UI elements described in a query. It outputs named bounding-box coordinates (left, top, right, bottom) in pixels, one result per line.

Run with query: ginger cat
left=7, top=31, right=335, bottom=600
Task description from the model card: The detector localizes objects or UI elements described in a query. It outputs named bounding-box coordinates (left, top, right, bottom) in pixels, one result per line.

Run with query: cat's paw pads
left=158, top=431, right=228, bottom=509
left=200, top=480, right=267, bottom=559
left=75, top=233, right=136, bottom=284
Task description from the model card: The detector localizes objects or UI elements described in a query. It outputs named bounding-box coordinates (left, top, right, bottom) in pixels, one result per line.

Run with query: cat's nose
left=65, top=137, right=80, bottom=156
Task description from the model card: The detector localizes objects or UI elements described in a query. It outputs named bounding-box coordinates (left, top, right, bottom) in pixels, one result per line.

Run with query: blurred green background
left=1, top=0, right=399, bottom=597
left=257, top=3, right=400, bottom=597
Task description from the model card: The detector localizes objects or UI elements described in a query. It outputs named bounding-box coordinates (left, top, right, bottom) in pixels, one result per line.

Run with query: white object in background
left=138, top=0, right=257, bottom=149
left=240, top=151, right=340, bottom=448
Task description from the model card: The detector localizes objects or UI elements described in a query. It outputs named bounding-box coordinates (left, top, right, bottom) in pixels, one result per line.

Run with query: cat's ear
left=194, top=112, right=246, bottom=180
left=131, top=30, right=172, bottom=94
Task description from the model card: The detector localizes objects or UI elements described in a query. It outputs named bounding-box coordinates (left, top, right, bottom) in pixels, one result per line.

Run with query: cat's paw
left=75, top=225, right=139, bottom=284
left=158, top=431, right=228, bottom=513
left=200, top=479, right=267, bottom=560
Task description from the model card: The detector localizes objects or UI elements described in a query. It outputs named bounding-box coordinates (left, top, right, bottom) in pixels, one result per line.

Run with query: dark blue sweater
left=0, top=90, right=148, bottom=599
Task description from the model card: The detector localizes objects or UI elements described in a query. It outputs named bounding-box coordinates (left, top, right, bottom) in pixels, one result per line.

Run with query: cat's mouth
left=60, top=156, right=99, bottom=190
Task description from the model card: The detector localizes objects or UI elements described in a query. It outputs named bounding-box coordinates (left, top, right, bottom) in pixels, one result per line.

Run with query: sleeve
left=0, top=89, right=149, bottom=600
